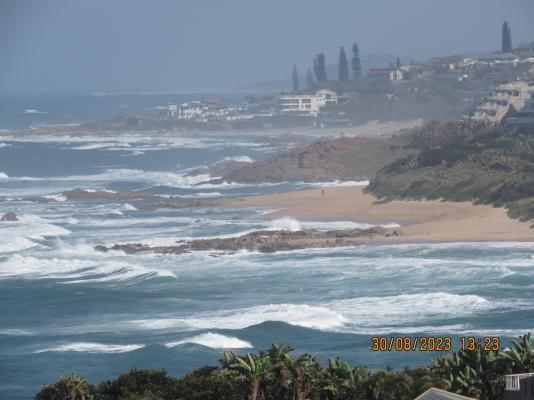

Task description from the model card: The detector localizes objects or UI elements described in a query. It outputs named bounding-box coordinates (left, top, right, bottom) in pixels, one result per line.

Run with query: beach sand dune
left=229, top=186, right=534, bottom=242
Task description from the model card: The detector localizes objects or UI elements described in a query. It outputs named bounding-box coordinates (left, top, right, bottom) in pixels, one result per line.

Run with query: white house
left=279, top=94, right=326, bottom=116
left=279, top=90, right=338, bottom=116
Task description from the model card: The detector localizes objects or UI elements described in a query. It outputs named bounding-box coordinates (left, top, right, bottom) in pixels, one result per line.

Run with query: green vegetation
left=338, top=47, right=349, bottom=82
left=367, top=122, right=534, bottom=222
left=292, top=65, right=300, bottom=92
left=351, top=43, right=362, bottom=79
left=502, top=21, right=512, bottom=53
left=34, top=334, right=534, bottom=400
left=306, top=68, right=315, bottom=89
left=314, top=54, right=327, bottom=82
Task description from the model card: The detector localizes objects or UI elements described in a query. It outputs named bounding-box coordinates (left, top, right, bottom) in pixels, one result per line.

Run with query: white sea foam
left=0, top=143, right=12, bottom=148
left=329, top=292, right=494, bottom=329
left=0, top=214, right=71, bottom=253
left=4, top=168, right=215, bottom=188
left=305, top=180, right=370, bottom=187
left=268, top=217, right=301, bottom=231
left=122, top=203, right=137, bottom=211
left=0, top=171, right=9, bottom=180
left=71, top=143, right=115, bottom=150
left=267, top=218, right=400, bottom=231
left=35, top=342, right=144, bottom=354
left=166, top=333, right=252, bottom=349
left=217, top=155, right=255, bottom=163
left=42, top=194, right=67, bottom=202
left=24, top=109, right=47, bottom=114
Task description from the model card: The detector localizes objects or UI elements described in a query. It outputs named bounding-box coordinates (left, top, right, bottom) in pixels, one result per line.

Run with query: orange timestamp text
left=370, top=336, right=500, bottom=352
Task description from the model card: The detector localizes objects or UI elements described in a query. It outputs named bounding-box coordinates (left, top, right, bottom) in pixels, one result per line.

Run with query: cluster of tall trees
left=502, top=21, right=512, bottom=53
left=292, top=43, right=363, bottom=91
left=35, top=334, right=534, bottom=400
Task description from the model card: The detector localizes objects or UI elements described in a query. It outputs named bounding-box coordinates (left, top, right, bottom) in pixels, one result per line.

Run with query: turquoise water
left=1, top=133, right=534, bottom=399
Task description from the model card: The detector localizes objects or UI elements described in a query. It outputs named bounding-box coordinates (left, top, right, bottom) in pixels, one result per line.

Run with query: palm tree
left=501, top=333, right=534, bottom=373
left=226, top=352, right=270, bottom=400
left=290, top=353, right=322, bottom=400
left=264, top=343, right=294, bottom=399
left=323, top=358, right=372, bottom=400
left=35, top=375, right=96, bottom=400
left=439, top=348, right=503, bottom=400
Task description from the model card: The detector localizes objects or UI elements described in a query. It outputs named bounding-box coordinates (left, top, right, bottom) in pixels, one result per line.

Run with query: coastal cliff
left=220, top=136, right=415, bottom=183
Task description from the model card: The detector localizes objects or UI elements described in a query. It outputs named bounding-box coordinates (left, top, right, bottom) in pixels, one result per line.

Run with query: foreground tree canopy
left=35, top=334, right=534, bottom=400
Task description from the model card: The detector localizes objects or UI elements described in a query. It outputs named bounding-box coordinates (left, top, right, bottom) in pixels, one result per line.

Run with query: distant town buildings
left=367, top=68, right=404, bottom=81
left=160, top=27, right=534, bottom=128
left=430, top=55, right=476, bottom=72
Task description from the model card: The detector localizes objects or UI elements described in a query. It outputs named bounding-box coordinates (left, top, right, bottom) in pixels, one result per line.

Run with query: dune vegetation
left=367, top=122, right=534, bottom=223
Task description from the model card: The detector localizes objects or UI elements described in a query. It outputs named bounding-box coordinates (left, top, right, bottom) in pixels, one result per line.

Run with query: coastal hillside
left=222, top=136, right=416, bottom=183
left=367, top=125, right=534, bottom=222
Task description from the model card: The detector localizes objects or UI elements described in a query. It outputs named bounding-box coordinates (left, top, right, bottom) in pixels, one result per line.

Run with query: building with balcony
left=471, top=81, right=530, bottom=123
left=504, top=373, right=534, bottom=400
left=279, top=89, right=338, bottom=117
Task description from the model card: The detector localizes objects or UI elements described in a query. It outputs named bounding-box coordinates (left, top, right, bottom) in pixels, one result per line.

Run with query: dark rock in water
left=1, top=212, right=18, bottom=222
left=63, top=189, right=157, bottom=201
left=96, top=226, right=399, bottom=255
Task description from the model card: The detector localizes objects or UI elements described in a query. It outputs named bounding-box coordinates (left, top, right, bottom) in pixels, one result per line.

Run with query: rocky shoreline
left=95, top=226, right=401, bottom=255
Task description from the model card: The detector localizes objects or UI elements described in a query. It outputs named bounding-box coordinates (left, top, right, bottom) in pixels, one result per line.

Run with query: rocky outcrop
left=218, top=136, right=415, bottom=184
left=1, top=212, right=18, bottom=222
left=95, top=226, right=402, bottom=255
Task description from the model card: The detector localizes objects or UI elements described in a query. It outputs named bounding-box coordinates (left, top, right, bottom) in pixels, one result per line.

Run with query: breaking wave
left=125, top=292, right=508, bottom=334
left=166, top=333, right=252, bottom=349
left=35, top=342, right=145, bottom=354
left=0, top=214, right=71, bottom=252
left=0, top=252, right=176, bottom=282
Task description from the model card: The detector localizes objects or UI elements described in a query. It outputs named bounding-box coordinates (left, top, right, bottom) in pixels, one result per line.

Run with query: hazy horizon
left=2, top=0, right=534, bottom=94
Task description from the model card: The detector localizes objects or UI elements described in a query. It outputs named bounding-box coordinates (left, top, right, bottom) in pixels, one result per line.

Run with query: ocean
left=1, top=95, right=534, bottom=399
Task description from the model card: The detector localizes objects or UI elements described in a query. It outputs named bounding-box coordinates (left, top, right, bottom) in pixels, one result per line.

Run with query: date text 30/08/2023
left=371, top=337, right=500, bottom=352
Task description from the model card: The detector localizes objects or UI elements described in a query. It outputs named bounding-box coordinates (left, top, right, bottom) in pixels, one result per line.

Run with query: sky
left=1, top=0, right=534, bottom=94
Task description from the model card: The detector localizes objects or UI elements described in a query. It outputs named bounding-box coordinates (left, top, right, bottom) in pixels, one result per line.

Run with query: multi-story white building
left=316, top=89, right=338, bottom=105
left=471, top=81, right=530, bottom=123
left=167, top=104, right=178, bottom=118
left=279, top=89, right=338, bottom=116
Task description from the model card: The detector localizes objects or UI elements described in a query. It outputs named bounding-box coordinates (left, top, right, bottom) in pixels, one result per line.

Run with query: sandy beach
left=228, top=186, right=534, bottom=242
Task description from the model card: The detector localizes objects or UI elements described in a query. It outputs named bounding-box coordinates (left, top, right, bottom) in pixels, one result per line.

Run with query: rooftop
left=415, top=388, right=476, bottom=400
